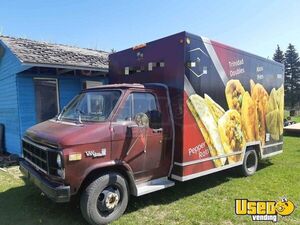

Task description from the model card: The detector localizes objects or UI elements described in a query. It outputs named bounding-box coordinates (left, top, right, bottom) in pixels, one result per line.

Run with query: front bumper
left=20, top=160, right=70, bottom=203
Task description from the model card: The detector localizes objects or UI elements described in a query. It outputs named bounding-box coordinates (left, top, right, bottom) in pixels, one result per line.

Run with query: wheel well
left=78, top=165, right=136, bottom=196
left=246, top=144, right=261, bottom=159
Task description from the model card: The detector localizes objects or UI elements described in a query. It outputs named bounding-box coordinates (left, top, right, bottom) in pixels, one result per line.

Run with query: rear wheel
left=80, top=173, right=129, bottom=225
left=240, top=149, right=258, bottom=176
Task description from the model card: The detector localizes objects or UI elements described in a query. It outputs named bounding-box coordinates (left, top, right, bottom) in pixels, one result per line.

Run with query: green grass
left=293, top=116, right=300, bottom=123
left=1, top=136, right=300, bottom=225
left=284, top=110, right=300, bottom=123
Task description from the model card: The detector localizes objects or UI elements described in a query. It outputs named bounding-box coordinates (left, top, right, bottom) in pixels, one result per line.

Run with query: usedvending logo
left=235, top=198, right=295, bottom=222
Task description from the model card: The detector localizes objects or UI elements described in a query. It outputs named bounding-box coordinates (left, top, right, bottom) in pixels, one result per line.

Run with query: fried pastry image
left=241, top=92, right=258, bottom=142
left=204, top=94, right=225, bottom=123
left=187, top=94, right=226, bottom=167
left=266, top=110, right=281, bottom=140
left=250, top=80, right=269, bottom=145
left=276, top=85, right=284, bottom=134
left=251, top=80, right=269, bottom=115
left=225, top=80, right=245, bottom=113
left=266, top=87, right=284, bottom=140
left=268, top=88, right=278, bottom=112
left=218, top=110, right=246, bottom=164
left=250, top=79, right=255, bottom=95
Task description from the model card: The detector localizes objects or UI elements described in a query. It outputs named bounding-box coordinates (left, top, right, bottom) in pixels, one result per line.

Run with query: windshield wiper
left=57, top=107, right=66, bottom=121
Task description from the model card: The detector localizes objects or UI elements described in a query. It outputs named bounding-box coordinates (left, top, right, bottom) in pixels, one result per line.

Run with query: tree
left=284, top=44, right=300, bottom=108
left=273, top=45, right=285, bottom=63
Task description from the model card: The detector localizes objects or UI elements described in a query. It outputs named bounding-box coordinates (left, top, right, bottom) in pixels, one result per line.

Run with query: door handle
left=152, top=128, right=163, bottom=133
left=127, top=124, right=138, bottom=128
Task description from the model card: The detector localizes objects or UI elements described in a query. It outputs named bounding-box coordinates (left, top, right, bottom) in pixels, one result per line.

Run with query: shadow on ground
left=0, top=160, right=273, bottom=225
left=126, top=159, right=273, bottom=214
left=0, top=180, right=86, bottom=225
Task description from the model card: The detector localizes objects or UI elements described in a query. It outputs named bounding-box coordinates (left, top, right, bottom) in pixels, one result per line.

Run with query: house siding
left=16, top=74, right=107, bottom=154
left=17, top=75, right=36, bottom=137
left=0, top=43, right=24, bottom=154
left=58, top=77, right=83, bottom=109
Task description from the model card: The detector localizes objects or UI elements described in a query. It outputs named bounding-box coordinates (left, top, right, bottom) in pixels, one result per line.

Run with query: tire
left=240, top=149, right=258, bottom=176
left=80, top=173, right=129, bottom=225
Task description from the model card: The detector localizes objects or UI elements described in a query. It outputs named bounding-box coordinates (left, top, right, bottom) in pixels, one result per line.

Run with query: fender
left=77, top=160, right=137, bottom=196
left=244, top=141, right=262, bottom=159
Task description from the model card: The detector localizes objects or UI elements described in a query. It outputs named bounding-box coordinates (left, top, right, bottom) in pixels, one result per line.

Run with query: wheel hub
left=105, top=192, right=119, bottom=209
left=98, top=187, right=120, bottom=211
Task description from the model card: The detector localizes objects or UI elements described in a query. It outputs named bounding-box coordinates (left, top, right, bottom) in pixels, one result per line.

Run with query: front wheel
left=240, top=149, right=258, bottom=176
left=80, top=173, right=129, bottom=225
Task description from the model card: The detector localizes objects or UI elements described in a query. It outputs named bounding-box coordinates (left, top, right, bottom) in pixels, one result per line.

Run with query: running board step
left=136, top=177, right=175, bottom=196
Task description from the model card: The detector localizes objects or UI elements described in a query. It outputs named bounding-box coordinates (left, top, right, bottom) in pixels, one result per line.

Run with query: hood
left=25, top=119, right=111, bottom=148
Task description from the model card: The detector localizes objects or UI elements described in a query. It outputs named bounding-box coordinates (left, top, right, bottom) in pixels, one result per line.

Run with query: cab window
left=116, top=92, right=158, bottom=122
left=133, top=93, right=158, bottom=116
left=116, top=94, right=132, bottom=121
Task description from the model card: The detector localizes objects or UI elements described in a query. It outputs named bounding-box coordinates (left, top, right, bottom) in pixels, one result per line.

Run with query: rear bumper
left=19, top=160, right=70, bottom=203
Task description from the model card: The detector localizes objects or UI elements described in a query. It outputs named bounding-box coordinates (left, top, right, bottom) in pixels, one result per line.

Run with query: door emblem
left=85, top=149, right=106, bottom=158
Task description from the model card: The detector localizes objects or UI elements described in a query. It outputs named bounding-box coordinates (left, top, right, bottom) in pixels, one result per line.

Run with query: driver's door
left=111, top=92, right=164, bottom=182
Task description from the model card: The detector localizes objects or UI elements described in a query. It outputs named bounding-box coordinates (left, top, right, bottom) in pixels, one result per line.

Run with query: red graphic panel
left=210, top=40, right=241, bottom=79
left=182, top=92, right=214, bottom=172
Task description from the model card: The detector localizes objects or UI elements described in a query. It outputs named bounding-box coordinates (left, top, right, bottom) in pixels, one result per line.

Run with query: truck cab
left=20, top=83, right=175, bottom=224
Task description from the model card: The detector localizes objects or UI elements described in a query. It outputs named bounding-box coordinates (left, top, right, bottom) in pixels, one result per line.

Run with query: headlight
left=57, top=169, right=65, bottom=178
left=56, top=154, right=62, bottom=168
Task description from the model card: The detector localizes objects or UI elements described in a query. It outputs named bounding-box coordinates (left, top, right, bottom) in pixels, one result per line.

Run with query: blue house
left=0, top=36, right=108, bottom=155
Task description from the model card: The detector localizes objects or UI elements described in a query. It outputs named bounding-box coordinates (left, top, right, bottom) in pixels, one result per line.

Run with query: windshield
left=59, top=90, right=121, bottom=122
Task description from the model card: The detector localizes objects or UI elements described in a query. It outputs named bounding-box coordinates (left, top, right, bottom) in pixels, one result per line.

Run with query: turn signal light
left=69, top=153, right=82, bottom=161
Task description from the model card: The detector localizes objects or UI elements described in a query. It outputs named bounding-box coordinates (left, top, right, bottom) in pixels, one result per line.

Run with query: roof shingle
left=0, top=36, right=109, bottom=71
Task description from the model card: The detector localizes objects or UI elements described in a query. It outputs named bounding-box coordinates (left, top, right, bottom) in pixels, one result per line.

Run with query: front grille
left=22, top=138, right=61, bottom=176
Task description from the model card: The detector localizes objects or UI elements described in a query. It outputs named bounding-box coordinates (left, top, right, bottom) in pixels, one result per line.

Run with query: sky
left=0, top=0, right=300, bottom=58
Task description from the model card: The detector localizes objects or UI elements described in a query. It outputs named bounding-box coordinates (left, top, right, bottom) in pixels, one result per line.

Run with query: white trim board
left=171, top=162, right=242, bottom=182
left=262, top=142, right=283, bottom=149
left=261, top=150, right=283, bottom=159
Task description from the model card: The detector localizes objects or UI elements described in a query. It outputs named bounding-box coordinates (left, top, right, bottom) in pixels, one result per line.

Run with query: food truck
left=20, top=32, right=284, bottom=224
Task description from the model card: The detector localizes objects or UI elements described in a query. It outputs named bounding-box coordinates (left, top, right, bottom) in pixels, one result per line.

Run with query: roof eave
left=22, top=62, right=108, bottom=73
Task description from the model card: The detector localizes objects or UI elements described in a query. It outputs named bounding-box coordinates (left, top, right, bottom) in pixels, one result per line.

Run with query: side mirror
left=148, top=110, right=162, bottom=129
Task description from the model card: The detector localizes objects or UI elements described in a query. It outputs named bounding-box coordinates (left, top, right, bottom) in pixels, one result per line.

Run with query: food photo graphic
left=187, top=79, right=284, bottom=167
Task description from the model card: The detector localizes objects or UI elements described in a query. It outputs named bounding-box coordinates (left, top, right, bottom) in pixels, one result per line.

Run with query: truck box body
left=109, top=31, right=284, bottom=181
